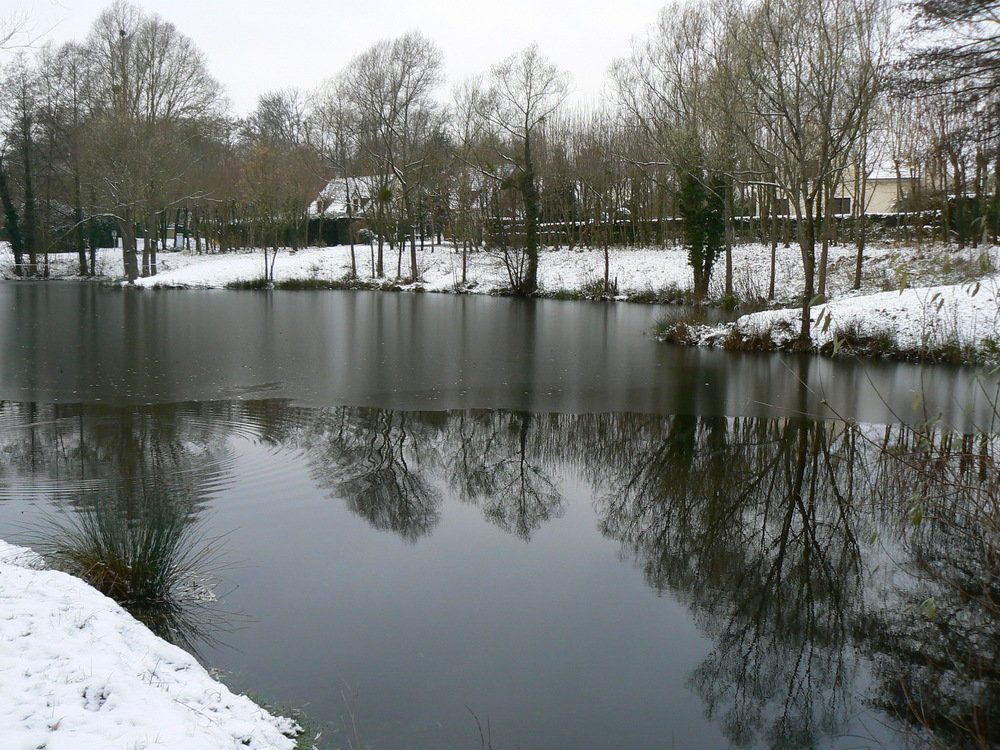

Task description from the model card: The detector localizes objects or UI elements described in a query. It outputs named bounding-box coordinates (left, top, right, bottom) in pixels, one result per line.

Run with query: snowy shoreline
left=2, top=241, right=999, bottom=363
left=0, top=540, right=299, bottom=750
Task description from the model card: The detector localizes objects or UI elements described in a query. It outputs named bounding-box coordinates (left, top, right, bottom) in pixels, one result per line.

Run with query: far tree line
left=0, top=0, right=996, bottom=342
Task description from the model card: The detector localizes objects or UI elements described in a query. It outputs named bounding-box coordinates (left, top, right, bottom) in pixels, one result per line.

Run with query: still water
left=0, top=282, right=996, bottom=749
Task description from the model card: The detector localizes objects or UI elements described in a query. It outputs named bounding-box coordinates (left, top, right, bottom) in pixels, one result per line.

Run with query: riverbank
left=0, top=540, right=300, bottom=750
left=2, top=240, right=998, bottom=363
left=673, top=277, right=1000, bottom=363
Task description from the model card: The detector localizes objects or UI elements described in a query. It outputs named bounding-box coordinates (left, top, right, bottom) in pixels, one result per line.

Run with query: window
left=831, top=197, right=851, bottom=215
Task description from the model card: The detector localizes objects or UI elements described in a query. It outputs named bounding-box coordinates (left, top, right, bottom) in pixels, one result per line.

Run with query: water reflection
left=858, top=426, right=1000, bottom=749
left=303, top=409, right=443, bottom=542
left=1, top=282, right=996, bottom=429
left=596, top=416, right=864, bottom=748
left=0, top=399, right=996, bottom=748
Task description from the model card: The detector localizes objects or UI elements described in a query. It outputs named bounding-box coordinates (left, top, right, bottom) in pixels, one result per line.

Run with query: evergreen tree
left=678, top=165, right=725, bottom=301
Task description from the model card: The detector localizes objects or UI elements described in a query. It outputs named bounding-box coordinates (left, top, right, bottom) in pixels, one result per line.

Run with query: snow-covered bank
left=0, top=241, right=904, bottom=297
left=0, top=540, right=299, bottom=750
left=2, top=240, right=998, bottom=361
left=696, top=276, right=1000, bottom=360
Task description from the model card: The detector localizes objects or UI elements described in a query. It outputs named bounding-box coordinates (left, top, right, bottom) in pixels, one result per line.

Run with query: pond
left=0, top=282, right=996, bottom=749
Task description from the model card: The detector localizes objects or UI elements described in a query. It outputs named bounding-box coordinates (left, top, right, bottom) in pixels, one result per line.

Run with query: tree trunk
left=118, top=219, right=140, bottom=282
left=520, top=132, right=541, bottom=294
left=73, top=168, right=88, bottom=275
left=768, top=186, right=778, bottom=300
left=22, top=129, right=38, bottom=275
left=951, top=153, right=965, bottom=249
left=194, top=207, right=203, bottom=254
left=797, top=196, right=817, bottom=350
left=141, top=220, right=151, bottom=278
left=854, top=166, right=868, bottom=290
left=270, top=235, right=278, bottom=281
left=346, top=180, right=357, bottom=277
left=724, top=186, right=733, bottom=297
left=88, top=216, right=97, bottom=277
left=375, top=198, right=385, bottom=278
left=406, top=194, right=418, bottom=281
left=818, top=184, right=831, bottom=300
left=939, top=155, right=951, bottom=245
left=0, top=165, right=26, bottom=276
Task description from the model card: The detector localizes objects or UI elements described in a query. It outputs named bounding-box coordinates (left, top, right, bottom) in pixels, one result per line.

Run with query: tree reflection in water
left=446, top=411, right=564, bottom=540
left=299, top=408, right=443, bottom=542
left=0, top=402, right=241, bottom=657
left=595, top=416, right=864, bottom=748
left=0, top=399, right=996, bottom=747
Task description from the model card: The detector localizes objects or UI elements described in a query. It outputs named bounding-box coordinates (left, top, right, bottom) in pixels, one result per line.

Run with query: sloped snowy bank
left=702, top=276, right=1000, bottom=359
left=0, top=541, right=299, bottom=750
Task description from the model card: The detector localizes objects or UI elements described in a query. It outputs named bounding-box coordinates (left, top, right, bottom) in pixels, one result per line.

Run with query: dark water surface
left=1, top=282, right=996, bottom=749
left=1, top=281, right=996, bottom=427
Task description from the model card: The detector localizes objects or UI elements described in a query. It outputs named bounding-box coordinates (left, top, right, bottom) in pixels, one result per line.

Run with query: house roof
left=308, top=175, right=392, bottom=217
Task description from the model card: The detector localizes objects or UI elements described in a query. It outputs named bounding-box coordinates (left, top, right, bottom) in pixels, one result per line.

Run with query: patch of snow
left=0, top=540, right=298, bottom=750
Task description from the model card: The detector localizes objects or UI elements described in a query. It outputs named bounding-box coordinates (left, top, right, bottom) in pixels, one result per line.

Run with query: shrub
left=274, top=278, right=336, bottom=290
left=627, top=283, right=691, bottom=305
left=656, top=319, right=697, bottom=345
left=654, top=309, right=719, bottom=345
left=716, top=292, right=740, bottom=311
left=578, top=275, right=619, bottom=300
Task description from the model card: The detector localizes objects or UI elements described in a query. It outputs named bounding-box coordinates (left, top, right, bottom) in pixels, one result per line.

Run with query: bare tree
left=457, top=44, right=570, bottom=294
left=312, top=78, right=360, bottom=271
left=715, top=0, right=891, bottom=347
left=0, top=11, right=33, bottom=51
left=35, top=41, right=96, bottom=275
left=611, top=1, right=731, bottom=301
left=570, top=107, right=629, bottom=294
left=84, top=0, right=223, bottom=281
left=0, top=52, right=40, bottom=275
left=242, top=87, right=310, bottom=148
left=342, top=31, right=444, bottom=281
left=241, top=88, right=324, bottom=253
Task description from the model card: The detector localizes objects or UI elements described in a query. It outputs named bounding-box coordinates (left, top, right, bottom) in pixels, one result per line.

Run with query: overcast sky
left=18, top=0, right=664, bottom=115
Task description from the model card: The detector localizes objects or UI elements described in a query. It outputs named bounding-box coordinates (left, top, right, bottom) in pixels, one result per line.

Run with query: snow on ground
left=0, top=540, right=299, bottom=750
left=717, top=275, right=1000, bottom=355
left=0, top=239, right=924, bottom=296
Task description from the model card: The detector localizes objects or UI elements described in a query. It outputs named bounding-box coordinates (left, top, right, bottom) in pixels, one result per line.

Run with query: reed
left=27, top=486, right=234, bottom=653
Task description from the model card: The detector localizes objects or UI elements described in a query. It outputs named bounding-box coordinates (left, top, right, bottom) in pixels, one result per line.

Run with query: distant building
left=768, top=165, right=921, bottom=217
left=308, top=175, right=389, bottom=219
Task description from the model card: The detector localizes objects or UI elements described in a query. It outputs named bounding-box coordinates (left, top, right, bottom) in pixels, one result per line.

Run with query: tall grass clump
left=722, top=317, right=792, bottom=351
left=653, top=308, right=718, bottom=344
left=27, top=485, right=233, bottom=652
left=627, top=282, right=691, bottom=305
